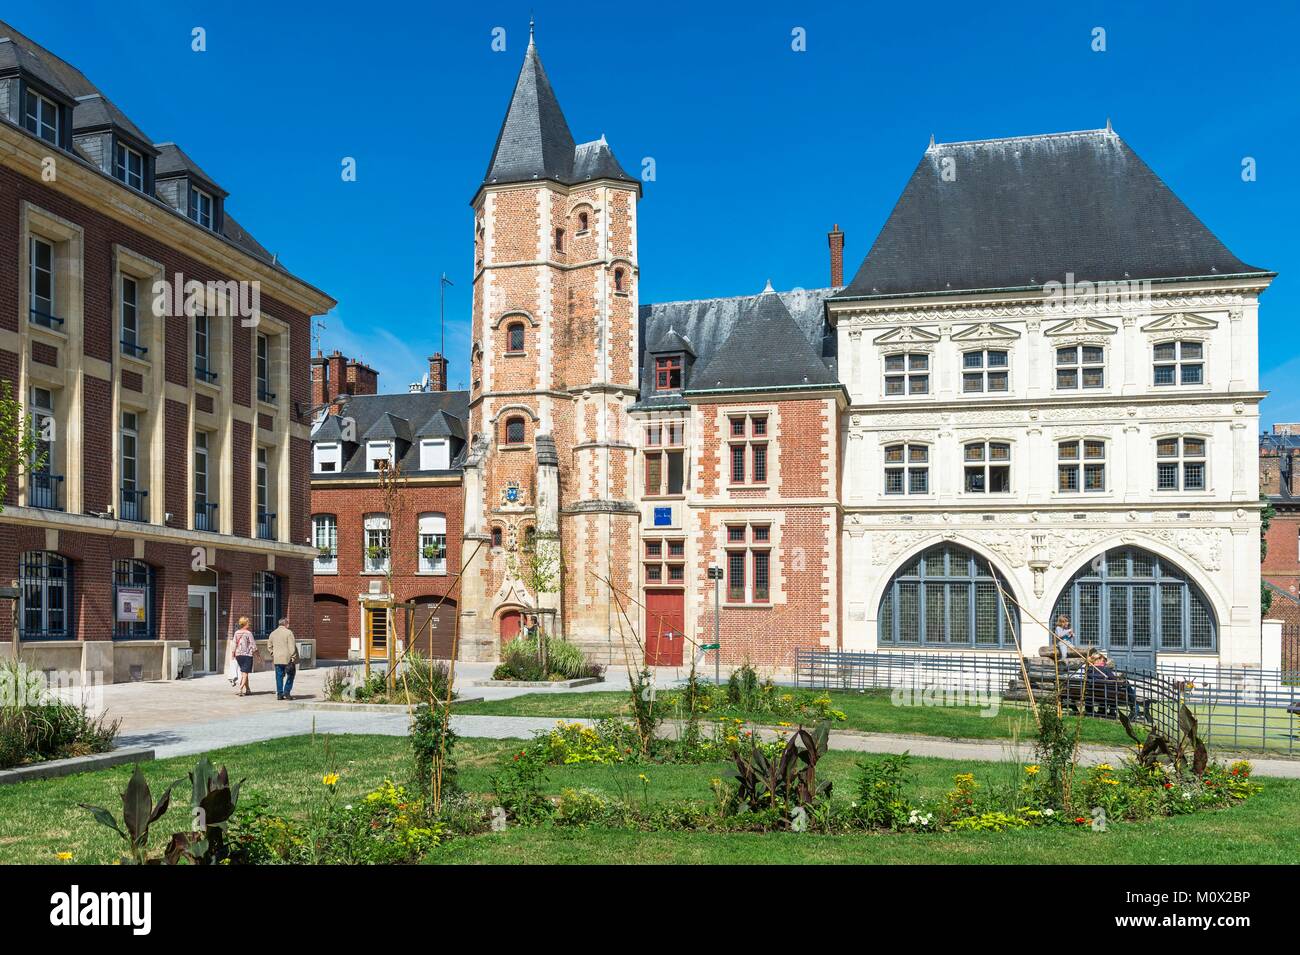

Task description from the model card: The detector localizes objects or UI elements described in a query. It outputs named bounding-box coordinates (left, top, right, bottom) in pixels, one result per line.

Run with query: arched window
left=113, top=559, right=156, bottom=639
left=577, top=211, right=589, bottom=232
left=19, top=551, right=72, bottom=640
left=613, top=267, right=626, bottom=293
left=418, top=512, right=447, bottom=573
left=878, top=544, right=1019, bottom=648
left=504, top=416, right=525, bottom=445
left=1051, top=547, right=1216, bottom=665
left=507, top=321, right=525, bottom=353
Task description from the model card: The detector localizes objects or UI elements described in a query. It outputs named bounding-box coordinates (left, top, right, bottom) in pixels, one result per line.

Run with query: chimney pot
left=828, top=225, right=846, bottom=288
left=428, top=354, right=449, bottom=392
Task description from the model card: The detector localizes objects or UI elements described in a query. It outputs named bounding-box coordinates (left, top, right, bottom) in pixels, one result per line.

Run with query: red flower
left=1074, top=817, right=1087, bottom=824
left=1163, top=782, right=1172, bottom=789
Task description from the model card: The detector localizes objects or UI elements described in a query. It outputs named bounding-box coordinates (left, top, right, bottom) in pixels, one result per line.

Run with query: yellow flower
left=1025, top=765, right=1040, bottom=775
left=777, top=721, right=792, bottom=727
left=1103, top=778, right=1120, bottom=786
left=322, top=772, right=340, bottom=786
left=637, top=774, right=648, bottom=783
left=1097, top=763, right=1114, bottom=772
left=56, top=851, right=73, bottom=861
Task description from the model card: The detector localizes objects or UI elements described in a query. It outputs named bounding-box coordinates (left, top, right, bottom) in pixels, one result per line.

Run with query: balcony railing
left=29, top=308, right=65, bottom=329
left=257, top=511, right=276, bottom=540
left=120, top=338, right=149, bottom=358
left=120, top=487, right=148, bottom=522
left=314, top=552, right=337, bottom=573
left=29, top=471, right=64, bottom=510
left=195, top=363, right=218, bottom=383
left=195, top=499, right=218, bottom=531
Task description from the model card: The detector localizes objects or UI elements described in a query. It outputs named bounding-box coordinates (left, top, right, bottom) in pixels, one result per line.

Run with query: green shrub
left=490, top=746, right=552, bottom=824
left=851, top=753, right=913, bottom=829
left=0, top=664, right=119, bottom=769
left=411, top=703, right=458, bottom=802
left=495, top=634, right=603, bottom=682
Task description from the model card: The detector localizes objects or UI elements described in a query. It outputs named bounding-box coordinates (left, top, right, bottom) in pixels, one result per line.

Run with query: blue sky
left=11, top=1, right=1299, bottom=420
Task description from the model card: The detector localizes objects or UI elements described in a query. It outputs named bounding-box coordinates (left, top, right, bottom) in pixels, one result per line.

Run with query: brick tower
left=459, top=24, right=642, bottom=662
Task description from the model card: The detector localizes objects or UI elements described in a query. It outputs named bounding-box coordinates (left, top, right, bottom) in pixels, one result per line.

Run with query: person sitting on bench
left=1053, top=615, right=1078, bottom=662
left=1084, top=650, right=1138, bottom=717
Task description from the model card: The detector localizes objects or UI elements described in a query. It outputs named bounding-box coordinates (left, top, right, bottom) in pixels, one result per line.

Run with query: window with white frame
left=194, top=430, right=216, bottom=530
left=963, top=440, right=1011, bottom=493
left=645, top=421, right=685, bottom=496
left=419, top=439, right=450, bottom=471
left=256, top=334, right=275, bottom=402
left=29, top=236, right=57, bottom=327
left=313, top=515, right=338, bottom=572
left=961, top=349, right=1009, bottom=393
left=883, top=442, right=929, bottom=495
left=367, top=440, right=394, bottom=471
left=1156, top=436, right=1207, bottom=491
left=313, top=441, right=342, bottom=473
left=1153, top=341, right=1204, bottom=386
left=194, top=313, right=216, bottom=382
left=114, top=142, right=145, bottom=191
left=418, top=513, right=447, bottom=574
left=23, top=88, right=60, bottom=144
left=727, top=414, right=768, bottom=485
left=120, top=276, right=145, bottom=357
left=1055, top=345, right=1104, bottom=389
left=364, top=514, right=391, bottom=573
left=190, top=186, right=214, bottom=230
left=883, top=353, right=930, bottom=396
left=28, top=387, right=58, bottom=509
left=725, top=523, right=772, bottom=603
left=1057, top=439, right=1106, bottom=493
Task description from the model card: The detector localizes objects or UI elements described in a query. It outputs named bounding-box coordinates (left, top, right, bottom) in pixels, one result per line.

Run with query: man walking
left=267, top=617, right=299, bottom=701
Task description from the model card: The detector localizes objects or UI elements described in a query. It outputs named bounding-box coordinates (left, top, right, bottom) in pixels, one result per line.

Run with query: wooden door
left=367, top=606, right=390, bottom=659
left=499, top=610, right=522, bottom=646
left=644, top=590, right=685, bottom=666
left=314, top=596, right=350, bottom=660
left=412, top=597, right=457, bottom=659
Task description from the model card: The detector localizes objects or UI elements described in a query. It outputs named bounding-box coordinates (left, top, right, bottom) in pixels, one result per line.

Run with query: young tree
left=0, top=380, right=41, bottom=515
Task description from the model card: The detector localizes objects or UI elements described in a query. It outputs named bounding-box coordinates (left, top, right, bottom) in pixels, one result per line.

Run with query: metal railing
left=795, top=648, right=1300, bottom=755
left=29, top=308, right=64, bottom=329
left=29, top=471, right=63, bottom=510
left=120, top=338, right=148, bottom=357
left=195, top=499, right=218, bottom=531
left=257, top=511, right=276, bottom=540
left=195, top=363, right=218, bottom=383
left=119, top=487, right=148, bottom=522
left=314, top=552, right=337, bottom=573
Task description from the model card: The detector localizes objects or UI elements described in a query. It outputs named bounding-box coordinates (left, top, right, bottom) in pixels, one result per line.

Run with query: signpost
left=707, top=566, right=723, bottom=684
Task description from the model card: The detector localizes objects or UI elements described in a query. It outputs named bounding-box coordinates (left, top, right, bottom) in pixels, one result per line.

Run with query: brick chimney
left=346, top=359, right=378, bottom=396
left=828, top=224, right=845, bottom=288
left=311, top=351, right=328, bottom=407
left=326, top=350, right=348, bottom=398
left=428, top=353, right=449, bottom=392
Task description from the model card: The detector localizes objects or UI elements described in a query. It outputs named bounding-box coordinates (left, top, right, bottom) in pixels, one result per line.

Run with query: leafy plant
left=490, top=747, right=552, bottom=824
left=411, top=702, right=458, bottom=803
left=1118, top=702, right=1208, bottom=775
left=852, top=752, right=913, bottom=829
left=164, top=757, right=244, bottom=865
left=0, top=378, right=42, bottom=515
left=727, top=723, right=831, bottom=815
left=79, top=765, right=176, bottom=865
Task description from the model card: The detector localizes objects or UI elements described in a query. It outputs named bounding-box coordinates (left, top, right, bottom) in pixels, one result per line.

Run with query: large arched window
left=113, top=559, right=156, bottom=639
left=1051, top=547, right=1215, bottom=665
left=20, top=551, right=72, bottom=640
left=878, top=544, right=1019, bottom=648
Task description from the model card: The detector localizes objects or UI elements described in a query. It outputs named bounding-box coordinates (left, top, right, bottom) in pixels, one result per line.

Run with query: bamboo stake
left=987, top=561, right=1040, bottom=730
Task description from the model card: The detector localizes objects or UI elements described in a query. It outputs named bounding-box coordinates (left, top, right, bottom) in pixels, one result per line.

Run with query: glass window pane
left=1058, top=441, right=1079, bottom=460
left=908, top=445, right=928, bottom=463
left=987, top=351, right=1008, bottom=367
left=885, top=354, right=905, bottom=372
left=884, top=445, right=904, bottom=463
left=1181, top=364, right=1203, bottom=385
left=1180, top=341, right=1203, bottom=360
left=1153, top=342, right=1177, bottom=361
left=1183, top=438, right=1206, bottom=457
left=962, top=373, right=983, bottom=393
left=1056, top=346, right=1077, bottom=365
left=909, top=375, right=929, bottom=394
left=963, top=351, right=983, bottom=369
left=988, top=372, right=1008, bottom=391
left=909, top=354, right=928, bottom=371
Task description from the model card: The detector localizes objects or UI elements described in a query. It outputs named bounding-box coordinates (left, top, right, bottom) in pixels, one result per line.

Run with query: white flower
left=1043, top=808, right=1054, bottom=816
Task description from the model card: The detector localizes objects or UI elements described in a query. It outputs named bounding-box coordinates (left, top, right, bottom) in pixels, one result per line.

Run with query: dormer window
left=367, top=440, right=394, bottom=471
left=190, top=186, right=214, bottom=230
left=507, top=322, right=525, bottom=353
left=554, top=228, right=565, bottom=252
left=23, top=88, right=60, bottom=145
left=313, top=442, right=342, bottom=473
left=655, top=355, right=683, bottom=392
left=114, top=142, right=145, bottom=191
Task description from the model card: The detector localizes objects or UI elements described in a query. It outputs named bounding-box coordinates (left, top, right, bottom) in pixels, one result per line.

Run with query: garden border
left=288, top=698, right=484, bottom=713
left=477, top=677, right=603, bottom=689
left=0, top=747, right=155, bottom=786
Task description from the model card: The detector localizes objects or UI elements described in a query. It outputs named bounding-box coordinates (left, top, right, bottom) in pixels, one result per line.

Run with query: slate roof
left=311, top=390, right=471, bottom=477
left=0, top=20, right=303, bottom=279
left=479, top=31, right=636, bottom=195
left=838, top=128, right=1269, bottom=299
left=635, top=287, right=839, bottom=408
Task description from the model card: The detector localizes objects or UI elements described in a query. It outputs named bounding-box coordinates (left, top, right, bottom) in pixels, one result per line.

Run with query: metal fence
left=794, top=648, right=1300, bottom=755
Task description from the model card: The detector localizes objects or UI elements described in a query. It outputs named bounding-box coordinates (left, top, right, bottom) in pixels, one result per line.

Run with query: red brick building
left=310, top=354, right=466, bottom=661
left=0, top=22, right=334, bottom=681
left=1261, top=427, right=1300, bottom=629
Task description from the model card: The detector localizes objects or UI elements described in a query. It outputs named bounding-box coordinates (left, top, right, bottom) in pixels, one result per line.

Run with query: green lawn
left=3, top=732, right=1294, bottom=865
left=454, top=687, right=1138, bottom=746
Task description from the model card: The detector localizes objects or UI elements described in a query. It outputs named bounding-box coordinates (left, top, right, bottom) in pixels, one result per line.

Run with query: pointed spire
left=528, top=14, right=535, bottom=49
left=481, top=25, right=576, bottom=187
left=761, top=279, right=775, bottom=294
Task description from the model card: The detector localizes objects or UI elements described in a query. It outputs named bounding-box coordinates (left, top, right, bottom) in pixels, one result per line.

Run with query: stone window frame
left=491, top=404, right=538, bottom=451
left=1055, top=436, right=1108, bottom=495
left=643, top=536, right=686, bottom=586
left=882, top=350, right=932, bottom=398
left=1154, top=432, right=1210, bottom=493
left=716, top=513, right=785, bottom=608
left=112, top=244, right=164, bottom=372
left=960, top=347, right=1011, bottom=394
left=1053, top=340, right=1107, bottom=391
left=882, top=440, right=931, bottom=496
left=1151, top=338, right=1207, bottom=388
left=644, top=419, right=686, bottom=498
left=312, top=513, right=338, bottom=574
left=961, top=438, right=1014, bottom=495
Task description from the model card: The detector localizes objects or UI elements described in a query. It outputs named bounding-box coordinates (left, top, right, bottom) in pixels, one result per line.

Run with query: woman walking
left=232, top=617, right=258, bottom=697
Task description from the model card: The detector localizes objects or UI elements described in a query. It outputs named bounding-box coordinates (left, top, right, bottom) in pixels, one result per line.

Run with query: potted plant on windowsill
left=421, top=544, right=445, bottom=562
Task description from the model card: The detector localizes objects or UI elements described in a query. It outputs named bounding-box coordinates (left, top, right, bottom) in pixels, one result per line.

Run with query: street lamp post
left=707, top=565, right=723, bottom=684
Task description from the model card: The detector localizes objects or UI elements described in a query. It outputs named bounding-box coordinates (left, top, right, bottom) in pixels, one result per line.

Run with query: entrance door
left=367, top=606, right=390, bottom=660
left=314, top=595, right=350, bottom=661
left=644, top=590, right=685, bottom=666
left=187, top=587, right=217, bottom=672
left=499, top=610, right=522, bottom=646
left=413, top=597, right=457, bottom=658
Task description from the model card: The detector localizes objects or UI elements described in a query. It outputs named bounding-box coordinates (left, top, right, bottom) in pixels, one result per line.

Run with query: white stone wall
left=833, top=280, right=1268, bottom=665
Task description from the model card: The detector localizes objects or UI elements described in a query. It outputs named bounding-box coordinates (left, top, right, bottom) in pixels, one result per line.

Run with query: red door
left=499, top=610, right=522, bottom=646
left=644, top=590, right=685, bottom=666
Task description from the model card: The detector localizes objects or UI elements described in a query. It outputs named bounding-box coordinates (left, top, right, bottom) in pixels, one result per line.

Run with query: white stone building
left=830, top=129, right=1272, bottom=668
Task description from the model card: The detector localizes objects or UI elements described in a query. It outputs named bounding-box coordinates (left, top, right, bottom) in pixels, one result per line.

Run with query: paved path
left=95, top=667, right=1300, bottom=777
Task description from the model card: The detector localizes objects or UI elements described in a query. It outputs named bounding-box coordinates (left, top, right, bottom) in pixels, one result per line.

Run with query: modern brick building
left=0, top=21, right=334, bottom=682
left=458, top=28, right=1274, bottom=670
left=310, top=354, right=466, bottom=661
